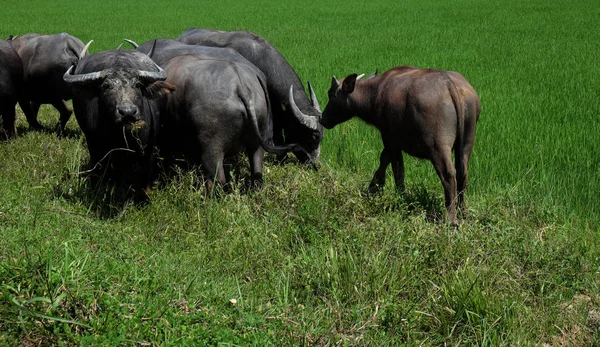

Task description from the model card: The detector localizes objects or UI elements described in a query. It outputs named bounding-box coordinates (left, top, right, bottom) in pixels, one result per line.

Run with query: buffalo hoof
left=55, top=122, right=67, bottom=136
left=0, top=128, right=17, bottom=140
left=133, top=186, right=152, bottom=203
left=28, top=122, right=45, bottom=132
left=367, top=183, right=384, bottom=195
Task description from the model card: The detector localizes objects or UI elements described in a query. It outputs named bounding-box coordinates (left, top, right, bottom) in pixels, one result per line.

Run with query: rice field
left=0, top=0, right=599, bottom=345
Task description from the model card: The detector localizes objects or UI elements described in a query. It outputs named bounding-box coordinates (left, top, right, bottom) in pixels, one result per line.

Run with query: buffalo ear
left=342, top=74, right=358, bottom=94
left=143, top=81, right=176, bottom=99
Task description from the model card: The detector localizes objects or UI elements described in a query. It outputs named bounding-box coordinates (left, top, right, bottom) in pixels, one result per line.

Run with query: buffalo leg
left=431, top=147, right=458, bottom=225
left=136, top=149, right=161, bottom=201
left=87, top=151, right=105, bottom=190
left=52, top=99, right=73, bottom=132
left=247, top=146, right=265, bottom=189
left=391, top=151, right=405, bottom=192
left=200, top=151, right=226, bottom=197
left=0, top=103, right=17, bottom=138
left=19, top=100, right=43, bottom=129
left=368, top=147, right=391, bottom=193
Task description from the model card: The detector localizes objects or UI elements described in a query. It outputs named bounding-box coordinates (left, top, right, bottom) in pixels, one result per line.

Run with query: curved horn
left=116, top=42, right=124, bottom=50
left=307, top=81, right=321, bottom=113
left=289, top=85, right=319, bottom=130
left=331, top=76, right=340, bottom=89
left=137, top=63, right=167, bottom=83
left=78, top=40, right=93, bottom=60
left=123, top=39, right=139, bottom=49
left=356, top=73, right=366, bottom=80
left=147, top=39, right=157, bottom=58
left=366, top=68, right=378, bottom=79
left=63, top=65, right=107, bottom=86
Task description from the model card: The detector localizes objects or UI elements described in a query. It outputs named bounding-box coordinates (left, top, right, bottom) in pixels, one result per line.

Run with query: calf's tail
left=446, top=74, right=465, bottom=158
left=445, top=72, right=470, bottom=208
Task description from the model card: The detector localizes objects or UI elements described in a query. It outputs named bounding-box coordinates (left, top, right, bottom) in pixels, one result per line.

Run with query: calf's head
left=321, top=73, right=359, bottom=129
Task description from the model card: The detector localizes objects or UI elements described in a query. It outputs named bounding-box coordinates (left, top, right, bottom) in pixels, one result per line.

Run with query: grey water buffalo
left=132, top=39, right=253, bottom=69
left=10, top=33, right=91, bottom=131
left=0, top=39, right=23, bottom=138
left=177, top=28, right=323, bottom=164
left=160, top=53, right=302, bottom=191
left=131, top=38, right=292, bottom=163
left=63, top=48, right=174, bottom=197
left=132, top=40, right=270, bottom=112
left=321, top=66, right=480, bottom=225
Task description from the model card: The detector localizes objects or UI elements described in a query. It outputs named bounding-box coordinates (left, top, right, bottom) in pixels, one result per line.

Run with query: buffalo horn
left=356, top=73, right=366, bottom=80
left=331, top=76, right=340, bottom=89
left=366, top=69, right=378, bottom=79
left=79, top=40, right=93, bottom=60
left=137, top=63, right=167, bottom=83
left=147, top=39, right=157, bottom=58
left=289, top=85, right=319, bottom=130
left=307, top=81, right=321, bottom=113
left=124, top=39, right=139, bottom=49
left=116, top=42, right=124, bottom=50
left=63, top=65, right=107, bottom=86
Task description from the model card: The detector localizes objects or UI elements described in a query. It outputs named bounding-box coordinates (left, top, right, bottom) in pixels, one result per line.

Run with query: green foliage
left=1, top=0, right=600, bottom=345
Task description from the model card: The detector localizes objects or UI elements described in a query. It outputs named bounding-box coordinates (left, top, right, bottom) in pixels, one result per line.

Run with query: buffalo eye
left=101, top=79, right=115, bottom=90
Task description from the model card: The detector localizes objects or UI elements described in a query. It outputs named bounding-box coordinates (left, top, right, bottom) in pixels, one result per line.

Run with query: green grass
left=1, top=0, right=600, bottom=345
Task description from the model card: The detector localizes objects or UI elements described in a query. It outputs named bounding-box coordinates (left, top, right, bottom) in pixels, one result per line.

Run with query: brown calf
left=320, top=66, right=480, bottom=225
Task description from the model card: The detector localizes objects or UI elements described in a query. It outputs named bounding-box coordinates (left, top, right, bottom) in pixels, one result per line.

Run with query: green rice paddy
left=0, top=0, right=599, bottom=345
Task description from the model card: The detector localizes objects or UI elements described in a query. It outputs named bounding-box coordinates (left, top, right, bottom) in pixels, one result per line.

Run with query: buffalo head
left=63, top=64, right=173, bottom=128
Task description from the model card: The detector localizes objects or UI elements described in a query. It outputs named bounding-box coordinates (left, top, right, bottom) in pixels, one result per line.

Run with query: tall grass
left=1, top=0, right=599, bottom=345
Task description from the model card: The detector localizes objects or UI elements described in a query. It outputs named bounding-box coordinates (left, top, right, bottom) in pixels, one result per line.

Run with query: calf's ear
left=342, top=73, right=358, bottom=94
left=143, top=81, right=176, bottom=99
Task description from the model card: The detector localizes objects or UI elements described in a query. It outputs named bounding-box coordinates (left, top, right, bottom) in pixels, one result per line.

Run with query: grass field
left=1, top=0, right=599, bottom=345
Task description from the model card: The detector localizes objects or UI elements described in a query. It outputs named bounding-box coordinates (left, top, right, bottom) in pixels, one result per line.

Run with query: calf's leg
left=368, top=147, right=391, bottom=193
left=455, top=144, right=472, bottom=211
left=391, top=151, right=405, bottom=192
left=431, top=147, right=458, bottom=226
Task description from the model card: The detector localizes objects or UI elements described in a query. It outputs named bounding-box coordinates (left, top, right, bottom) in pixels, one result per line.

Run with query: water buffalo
left=63, top=48, right=174, bottom=197
left=132, top=38, right=252, bottom=69
left=0, top=39, right=23, bottom=138
left=160, top=53, right=302, bottom=192
left=10, top=33, right=91, bottom=131
left=177, top=28, right=323, bottom=164
left=130, top=38, right=289, bottom=160
left=321, top=66, right=480, bottom=225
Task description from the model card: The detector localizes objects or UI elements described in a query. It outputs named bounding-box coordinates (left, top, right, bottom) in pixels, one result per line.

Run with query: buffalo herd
left=0, top=29, right=480, bottom=225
